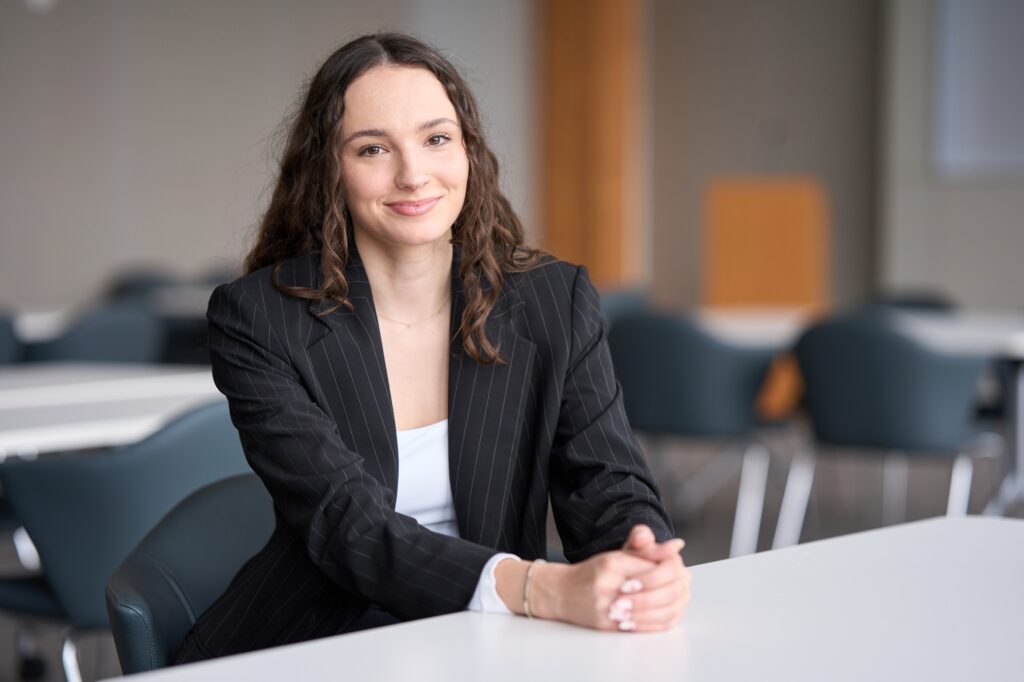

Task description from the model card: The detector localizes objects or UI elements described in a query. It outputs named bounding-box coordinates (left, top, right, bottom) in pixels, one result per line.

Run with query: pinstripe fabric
left=176, top=248, right=672, bottom=662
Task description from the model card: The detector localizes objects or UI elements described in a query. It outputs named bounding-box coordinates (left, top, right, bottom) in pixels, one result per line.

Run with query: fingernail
left=612, top=597, right=633, bottom=611
left=620, top=579, right=643, bottom=594
left=618, top=620, right=636, bottom=632
left=608, top=607, right=625, bottom=622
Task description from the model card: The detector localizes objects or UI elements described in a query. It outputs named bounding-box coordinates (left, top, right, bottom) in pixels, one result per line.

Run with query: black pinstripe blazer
left=176, top=247, right=672, bottom=662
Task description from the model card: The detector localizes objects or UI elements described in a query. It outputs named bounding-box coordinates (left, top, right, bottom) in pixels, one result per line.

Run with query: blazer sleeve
left=548, top=267, right=674, bottom=562
left=206, top=281, right=495, bottom=621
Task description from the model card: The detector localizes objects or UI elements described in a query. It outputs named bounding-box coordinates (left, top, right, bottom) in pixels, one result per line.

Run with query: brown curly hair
left=245, top=32, right=539, bottom=364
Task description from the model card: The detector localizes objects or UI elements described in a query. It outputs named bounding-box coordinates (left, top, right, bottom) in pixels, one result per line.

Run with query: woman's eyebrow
left=342, top=117, right=459, bottom=147
left=418, top=117, right=458, bottom=130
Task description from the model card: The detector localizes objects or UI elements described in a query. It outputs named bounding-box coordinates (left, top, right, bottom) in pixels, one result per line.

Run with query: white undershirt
left=394, top=419, right=515, bottom=614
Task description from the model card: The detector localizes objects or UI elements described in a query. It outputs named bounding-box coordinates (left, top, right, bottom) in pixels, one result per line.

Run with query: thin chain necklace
left=376, top=298, right=450, bottom=329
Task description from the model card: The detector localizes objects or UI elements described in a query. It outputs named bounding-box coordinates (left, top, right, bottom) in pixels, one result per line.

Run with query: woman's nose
left=394, top=151, right=429, bottom=191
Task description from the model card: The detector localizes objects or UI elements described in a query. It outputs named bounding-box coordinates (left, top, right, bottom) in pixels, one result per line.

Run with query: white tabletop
left=697, top=306, right=1024, bottom=359
left=122, top=516, right=1023, bottom=682
left=0, top=364, right=221, bottom=457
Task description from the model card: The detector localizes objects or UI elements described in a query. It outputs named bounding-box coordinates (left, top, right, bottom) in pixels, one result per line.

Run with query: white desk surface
left=124, top=516, right=1023, bottom=682
left=0, top=364, right=221, bottom=456
left=696, top=307, right=1024, bottom=358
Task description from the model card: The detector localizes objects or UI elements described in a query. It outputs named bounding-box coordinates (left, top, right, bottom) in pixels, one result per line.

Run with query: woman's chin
left=356, top=225, right=453, bottom=252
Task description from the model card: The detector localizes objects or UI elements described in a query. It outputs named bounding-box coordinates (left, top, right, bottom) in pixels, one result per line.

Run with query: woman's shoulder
left=505, top=254, right=598, bottom=307
left=207, top=253, right=321, bottom=327
left=215, top=253, right=321, bottom=299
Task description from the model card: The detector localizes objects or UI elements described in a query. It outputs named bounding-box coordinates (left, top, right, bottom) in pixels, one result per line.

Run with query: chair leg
left=676, top=443, right=740, bottom=517
left=947, top=454, right=973, bottom=516
left=773, top=448, right=816, bottom=549
left=729, top=443, right=771, bottom=558
left=882, top=452, right=908, bottom=526
left=16, top=626, right=46, bottom=681
left=12, top=526, right=42, bottom=572
left=61, top=632, right=83, bottom=682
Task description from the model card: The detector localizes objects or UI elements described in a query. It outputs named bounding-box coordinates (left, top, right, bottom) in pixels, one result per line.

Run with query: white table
left=117, top=516, right=1023, bottom=682
left=0, top=364, right=222, bottom=457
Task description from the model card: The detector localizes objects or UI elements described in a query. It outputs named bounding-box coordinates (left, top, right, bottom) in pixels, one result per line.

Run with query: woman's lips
left=386, top=196, right=441, bottom=216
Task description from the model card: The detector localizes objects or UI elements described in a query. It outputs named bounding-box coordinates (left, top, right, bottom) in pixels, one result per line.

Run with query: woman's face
left=338, top=65, right=469, bottom=251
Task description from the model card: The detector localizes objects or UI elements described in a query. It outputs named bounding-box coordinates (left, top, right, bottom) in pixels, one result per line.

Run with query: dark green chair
left=0, top=400, right=249, bottom=681
left=608, top=310, right=777, bottom=557
left=773, top=309, right=994, bottom=548
left=106, top=474, right=273, bottom=674
left=22, top=303, right=165, bottom=363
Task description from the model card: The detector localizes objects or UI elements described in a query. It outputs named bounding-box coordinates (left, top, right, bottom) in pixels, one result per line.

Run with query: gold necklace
left=376, top=299, right=450, bottom=329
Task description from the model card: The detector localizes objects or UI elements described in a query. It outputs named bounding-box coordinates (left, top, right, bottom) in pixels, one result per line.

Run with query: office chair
left=0, top=312, right=19, bottom=363
left=598, top=287, right=649, bottom=327
left=103, top=268, right=181, bottom=302
left=106, top=474, right=274, bottom=674
left=0, top=400, right=249, bottom=682
left=774, top=309, right=994, bottom=548
left=608, top=310, right=777, bottom=557
left=22, top=303, right=165, bottom=364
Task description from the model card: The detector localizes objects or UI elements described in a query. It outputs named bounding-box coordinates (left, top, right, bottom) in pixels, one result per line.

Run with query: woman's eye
left=427, top=134, right=451, bottom=147
left=359, top=144, right=385, bottom=157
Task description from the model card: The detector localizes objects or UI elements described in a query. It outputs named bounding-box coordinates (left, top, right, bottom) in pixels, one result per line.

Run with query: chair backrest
left=0, top=400, right=250, bottom=629
left=794, top=310, right=988, bottom=452
left=608, top=311, right=775, bottom=438
left=23, top=303, right=165, bottom=363
left=104, top=268, right=181, bottom=302
left=598, top=288, right=649, bottom=328
left=0, top=312, right=19, bottom=364
left=107, top=474, right=274, bottom=674
left=869, top=290, right=957, bottom=312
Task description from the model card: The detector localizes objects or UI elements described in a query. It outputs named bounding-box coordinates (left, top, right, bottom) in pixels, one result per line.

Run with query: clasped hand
left=529, top=525, right=692, bottom=632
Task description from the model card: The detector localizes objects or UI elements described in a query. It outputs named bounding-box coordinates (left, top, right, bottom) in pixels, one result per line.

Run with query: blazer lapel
left=293, top=245, right=537, bottom=548
left=302, top=251, right=399, bottom=493
left=447, top=257, right=537, bottom=548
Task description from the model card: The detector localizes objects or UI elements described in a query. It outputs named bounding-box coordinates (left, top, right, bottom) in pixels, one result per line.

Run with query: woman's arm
left=207, top=280, right=495, bottom=621
left=547, top=266, right=674, bottom=557
left=493, top=267, right=689, bottom=631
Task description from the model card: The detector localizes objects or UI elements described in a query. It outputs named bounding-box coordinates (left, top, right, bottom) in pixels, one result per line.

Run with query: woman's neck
left=354, top=231, right=453, bottom=323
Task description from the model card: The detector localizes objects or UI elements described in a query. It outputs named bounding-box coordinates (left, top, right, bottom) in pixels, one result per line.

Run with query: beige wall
left=0, top=0, right=535, bottom=310
left=649, top=0, right=880, bottom=309
left=880, top=0, right=1024, bottom=308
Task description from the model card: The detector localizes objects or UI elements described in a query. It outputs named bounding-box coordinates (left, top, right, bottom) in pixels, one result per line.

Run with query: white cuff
left=466, top=553, right=519, bottom=614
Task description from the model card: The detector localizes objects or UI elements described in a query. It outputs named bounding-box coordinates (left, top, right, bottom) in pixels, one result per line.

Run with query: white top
left=394, top=420, right=459, bottom=536
left=394, top=419, right=514, bottom=615
left=119, top=517, right=1024, bottom=682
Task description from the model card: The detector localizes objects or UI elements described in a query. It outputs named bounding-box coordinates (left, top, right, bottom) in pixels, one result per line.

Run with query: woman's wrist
left=494, top=558, right=568, bottom=620
left=494, top=558, right=530, bottom=615
left=524, top=560, right=567, bottom=621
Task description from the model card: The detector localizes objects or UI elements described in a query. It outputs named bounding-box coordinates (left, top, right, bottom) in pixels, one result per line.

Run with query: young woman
left=177, top=32, right=690, bottom=663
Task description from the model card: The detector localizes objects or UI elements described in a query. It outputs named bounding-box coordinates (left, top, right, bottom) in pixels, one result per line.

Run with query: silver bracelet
left=523, top=559, right=546, bottom=618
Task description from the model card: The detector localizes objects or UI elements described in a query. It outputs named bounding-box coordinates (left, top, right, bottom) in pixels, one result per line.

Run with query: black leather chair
left=773, top=308, right=995, bottom=548
left=106, top=474, right=274, bottom=674
left=0, top=401, right=249, bottom=681
left=22, top=302, right=165, bottom=363
left=608, top=310, right=777, bottom=557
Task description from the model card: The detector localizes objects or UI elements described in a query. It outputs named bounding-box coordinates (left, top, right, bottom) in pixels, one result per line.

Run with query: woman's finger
left=615, top=579, right=689, bottom=612
left=625, top=555, right=690, bottom=592
left=621, top=591, right=691, bottom=632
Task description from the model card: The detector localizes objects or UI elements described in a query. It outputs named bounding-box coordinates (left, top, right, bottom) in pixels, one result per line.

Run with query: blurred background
left=1, top=0, right=1023, bottom=679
